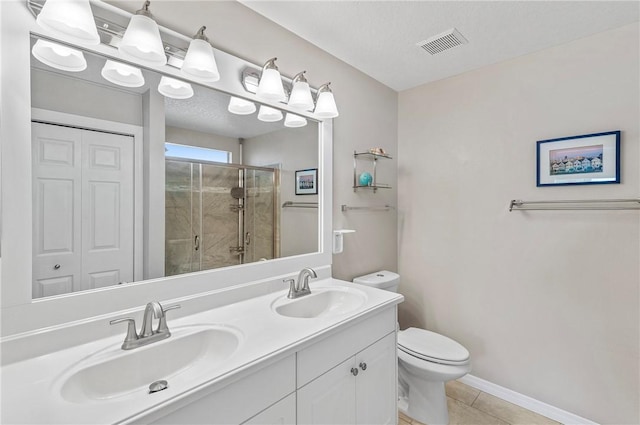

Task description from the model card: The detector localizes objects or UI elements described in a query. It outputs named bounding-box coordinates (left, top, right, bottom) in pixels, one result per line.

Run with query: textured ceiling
left=241, top=1, right=640, bottom=92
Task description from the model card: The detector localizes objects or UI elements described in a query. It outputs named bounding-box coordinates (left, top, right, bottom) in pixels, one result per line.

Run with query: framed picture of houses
left=536, top=131, right=620, bottom=186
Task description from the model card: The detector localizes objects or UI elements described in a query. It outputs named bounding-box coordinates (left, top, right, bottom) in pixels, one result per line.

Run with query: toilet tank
left=353, top=270, right=400, bottom=293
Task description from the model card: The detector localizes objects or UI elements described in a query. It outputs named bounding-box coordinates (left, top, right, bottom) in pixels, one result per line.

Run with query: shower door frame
left=165, top=158, right=280, bottom=270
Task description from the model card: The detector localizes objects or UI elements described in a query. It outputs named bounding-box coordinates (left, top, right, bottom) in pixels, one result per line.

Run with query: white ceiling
left=241, top=1, right=640, bottom=92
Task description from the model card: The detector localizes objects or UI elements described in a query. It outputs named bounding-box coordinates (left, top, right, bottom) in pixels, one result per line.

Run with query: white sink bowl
left=58, top=325, right=242, bottom=403
left=272, top=287, right=367, bottom=319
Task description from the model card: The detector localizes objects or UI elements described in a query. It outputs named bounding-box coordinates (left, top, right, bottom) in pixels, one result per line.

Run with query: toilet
left=353, top=271, right=471, bottom=425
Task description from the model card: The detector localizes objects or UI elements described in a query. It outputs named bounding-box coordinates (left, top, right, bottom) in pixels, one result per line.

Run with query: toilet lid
left=398, top=328, right=470, bottom=365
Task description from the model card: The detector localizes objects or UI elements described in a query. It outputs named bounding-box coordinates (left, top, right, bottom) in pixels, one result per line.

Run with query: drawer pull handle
left=351, top=367, right=359, bottom=376
left=359, top=362, right=367, bottom=371
left=54, top=264, right=61, bottom=270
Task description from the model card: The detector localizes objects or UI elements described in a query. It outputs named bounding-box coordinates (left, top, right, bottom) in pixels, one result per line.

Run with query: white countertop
left=0, top=278, right=402, bottom=424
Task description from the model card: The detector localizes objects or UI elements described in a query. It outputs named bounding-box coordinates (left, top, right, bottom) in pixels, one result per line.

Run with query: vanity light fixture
left=181, top=26, right=220, bottom=82
left=101, top=60, right=145, bottom=88
left=314, top=83, right=339, bottom=118
left=119, top=1, right=167, bottom=67
left=284, top=113, right=307, bottom=128
left=36, top=0, right=100, bottom=46
left=31, top=38, right=87, bottom=72
left=257, top=105, right=283, bottom=122
left=288, top=71, right=314, bottom=111
left=256, top=58, right=286, bottom=102
left=158, top=76, right=194, bottom=99
left=228, top=96, right=257, bottom=115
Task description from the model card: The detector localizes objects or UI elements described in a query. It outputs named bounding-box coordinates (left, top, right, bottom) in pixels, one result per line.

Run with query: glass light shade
left=158, top=76, right=194, bottom=99
left=228, top=97, right=256, bottom=115
left=31, top=39, right=87, bottom=72
left=284, top=113, right=307, bottom=128
left=36, top=0, right=100, bottom=45
left=181, top=39, right=220, bottom=82
left=256, top=68, right=286, bottom=102
left=288, top=81, right=314, bottom=111
left=101, top=60, right=145, bottom=87
left=257, top=105, right=283, bottom=122
left=314, top=91, right=339, bottom=118
left=119, top=14, right=167, bottom=67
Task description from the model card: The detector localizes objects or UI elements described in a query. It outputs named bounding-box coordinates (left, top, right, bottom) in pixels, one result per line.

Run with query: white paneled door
left=32, top=122, right=134, bottom=298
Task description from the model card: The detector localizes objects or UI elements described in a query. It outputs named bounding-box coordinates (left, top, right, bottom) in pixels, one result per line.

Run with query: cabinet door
left=297, top=357, right=357, bottom=425
left=242, top=393, right=296, bottom=425
left=356, top=332, right=397, bottom=425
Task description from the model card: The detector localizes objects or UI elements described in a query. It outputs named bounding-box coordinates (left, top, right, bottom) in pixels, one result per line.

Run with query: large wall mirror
left=29, top=35, right=319, bottom=300
left=0, top=0, right=332, bottom=336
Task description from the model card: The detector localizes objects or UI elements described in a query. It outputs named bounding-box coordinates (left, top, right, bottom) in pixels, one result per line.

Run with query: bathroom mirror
left=1, top=1, right=332, bottom=336
left=28, top=34, right=320, bottom=299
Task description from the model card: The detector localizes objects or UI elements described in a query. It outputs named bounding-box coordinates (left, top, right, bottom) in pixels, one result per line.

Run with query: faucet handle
left=110, top=317, right=139, bottom=347
left=284, top=278, right=296, bottom=299
left=156, top=304, right=181, bottom=334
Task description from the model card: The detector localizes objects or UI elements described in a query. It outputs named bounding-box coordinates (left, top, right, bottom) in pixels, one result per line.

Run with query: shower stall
left=165, top=159, right=279, bottom=276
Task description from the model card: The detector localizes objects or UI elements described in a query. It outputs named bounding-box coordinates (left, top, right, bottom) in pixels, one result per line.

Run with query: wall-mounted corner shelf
left=353, top=151, right=392, bottom=193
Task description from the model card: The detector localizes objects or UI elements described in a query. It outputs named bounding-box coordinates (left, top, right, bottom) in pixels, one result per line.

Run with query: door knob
left=359, top=362, right=367, bottom=371
left=351, top=367, right=359, bottom=376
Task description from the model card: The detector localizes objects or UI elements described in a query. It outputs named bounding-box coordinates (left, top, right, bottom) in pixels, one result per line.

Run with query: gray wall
left=397, top=23, right=639, bottom=423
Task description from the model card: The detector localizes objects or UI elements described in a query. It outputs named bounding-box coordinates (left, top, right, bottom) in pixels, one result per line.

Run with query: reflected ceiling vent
left=417, top=28, right=468, bottom=55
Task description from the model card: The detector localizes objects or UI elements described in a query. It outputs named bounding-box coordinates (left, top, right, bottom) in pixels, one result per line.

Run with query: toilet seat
left=398, top=327, right=470, bottom=365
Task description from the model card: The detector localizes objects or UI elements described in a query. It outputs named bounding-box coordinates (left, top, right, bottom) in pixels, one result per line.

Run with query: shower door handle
left=194, top=235, right=200, bottom=251
left=245, top=232, right=251, bottom=246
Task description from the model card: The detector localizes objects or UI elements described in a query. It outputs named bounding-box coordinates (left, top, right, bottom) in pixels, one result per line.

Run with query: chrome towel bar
left=509, top=198, right=640, bottom=211
left=282, top=201, right=318, bottom=209
left=341, top=204, right=394, bottom=212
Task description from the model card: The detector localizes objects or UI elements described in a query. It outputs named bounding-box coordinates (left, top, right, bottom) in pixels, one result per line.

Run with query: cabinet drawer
left=151, top=354, right=295, bottom=425
left=297, top=306, right=396, bottom=387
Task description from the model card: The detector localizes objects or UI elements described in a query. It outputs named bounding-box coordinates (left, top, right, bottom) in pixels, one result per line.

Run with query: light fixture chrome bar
left=509, top=198, right=640, bottom=212
left=27, top=0, right=188, bottom=64
left=341, top=204, right=395, bottom=212
left=282, top=201, right=318, bottom=209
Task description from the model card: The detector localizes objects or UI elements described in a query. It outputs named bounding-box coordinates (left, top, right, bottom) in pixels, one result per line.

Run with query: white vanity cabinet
left=297, top=307, right=397, bottom=425
left=148, top=355, right=296, bottom=425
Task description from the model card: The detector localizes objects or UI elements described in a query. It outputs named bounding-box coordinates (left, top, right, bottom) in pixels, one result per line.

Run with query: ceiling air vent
left=417, top=28, right=468, bottom=55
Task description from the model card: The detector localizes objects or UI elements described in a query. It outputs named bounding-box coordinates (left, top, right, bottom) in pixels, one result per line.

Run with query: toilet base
left=399, top=379, right=449, bottom=425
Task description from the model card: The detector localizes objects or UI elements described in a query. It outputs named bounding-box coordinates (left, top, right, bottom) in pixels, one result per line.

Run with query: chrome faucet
left=110, top=301, right=181, bottom=350
left=286, top=267, right=317, bottom=299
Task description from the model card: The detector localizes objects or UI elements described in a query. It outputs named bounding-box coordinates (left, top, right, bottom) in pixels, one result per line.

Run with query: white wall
left=398, top=23, right=639, bottom=423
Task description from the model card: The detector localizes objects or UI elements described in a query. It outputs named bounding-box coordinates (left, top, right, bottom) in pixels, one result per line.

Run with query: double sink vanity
left=1, top=273, right=403, bottom=424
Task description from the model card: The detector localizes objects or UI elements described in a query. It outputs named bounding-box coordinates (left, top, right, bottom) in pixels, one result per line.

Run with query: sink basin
left=272, top=287, right=367, bottom=319
left=58, top=325, right=242, bottom=403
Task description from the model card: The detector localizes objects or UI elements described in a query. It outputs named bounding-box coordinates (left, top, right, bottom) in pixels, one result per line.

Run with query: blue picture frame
left=536, top=131, right=620, bottom=187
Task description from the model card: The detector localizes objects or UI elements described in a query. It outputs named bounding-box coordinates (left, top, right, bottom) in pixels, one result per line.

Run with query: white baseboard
left=458, top=374, right=599, bottom=425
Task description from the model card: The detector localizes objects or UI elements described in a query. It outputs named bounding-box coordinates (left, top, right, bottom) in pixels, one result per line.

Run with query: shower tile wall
left=165, top=161, right=194, bottom=276
left=201, top=164, right=241, bottom=271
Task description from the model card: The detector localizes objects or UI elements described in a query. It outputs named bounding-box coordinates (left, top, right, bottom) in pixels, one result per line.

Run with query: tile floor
left=398, top=380, right=562, bottom=425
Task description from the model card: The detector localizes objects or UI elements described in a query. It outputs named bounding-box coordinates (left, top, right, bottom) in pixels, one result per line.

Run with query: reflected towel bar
left=341, top=204, right=394, bottom=212
left=282, top=201, right=318, bottom=209
left=509, top=198, right=640, bottom=211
